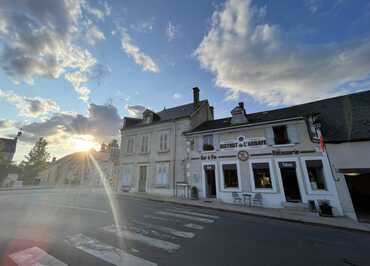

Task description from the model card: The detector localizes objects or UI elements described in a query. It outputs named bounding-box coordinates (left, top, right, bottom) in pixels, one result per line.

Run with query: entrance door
left=279, top=162, right=301, bottom=202
left=204, top=165, right=216, bottom=198
left=345, top=173, right=370, bottom=222
left=138, top=165, right=147, bottom=192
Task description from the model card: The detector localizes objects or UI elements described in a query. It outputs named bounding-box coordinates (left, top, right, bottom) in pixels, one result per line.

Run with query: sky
left=0, top=0, right=370, bottom=162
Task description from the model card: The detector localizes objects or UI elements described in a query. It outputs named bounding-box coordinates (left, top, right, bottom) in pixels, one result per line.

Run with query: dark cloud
left=21, top=103, right=123, bottom=144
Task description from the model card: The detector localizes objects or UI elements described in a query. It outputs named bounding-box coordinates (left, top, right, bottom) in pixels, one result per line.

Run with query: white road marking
left=65, top=234, right=156, bottom=266
left=156, top=211, right=214, bottom=223
left=168, top=209, right=220, bottom=219
left=37, top=203, right=108, bottom=214
left=101, top=225, right=180, bottom=252
left=184, top=223, right=204, bottom=230
left=9, top=246, right=67, bottom=266
left=143, top=214, right=180, bottom=223
left=133, top=221, right=195, bottom=239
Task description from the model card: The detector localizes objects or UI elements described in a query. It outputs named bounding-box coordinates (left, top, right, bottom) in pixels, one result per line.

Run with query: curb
left=115, top=193, right=370, bottom=234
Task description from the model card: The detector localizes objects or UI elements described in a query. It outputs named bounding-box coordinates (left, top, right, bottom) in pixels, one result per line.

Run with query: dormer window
left=144, top=115, right=152, bottom=124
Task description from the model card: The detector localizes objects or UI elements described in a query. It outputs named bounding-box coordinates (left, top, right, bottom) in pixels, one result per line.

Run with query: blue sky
left=0, top=0, right=370, bottom=161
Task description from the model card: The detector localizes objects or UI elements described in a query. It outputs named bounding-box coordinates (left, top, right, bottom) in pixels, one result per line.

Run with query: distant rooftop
left=122, top=100, right=208, bottom=129
left=0, top=137, right=17, bottom=154
left=187, top=90, right=370, bottom=143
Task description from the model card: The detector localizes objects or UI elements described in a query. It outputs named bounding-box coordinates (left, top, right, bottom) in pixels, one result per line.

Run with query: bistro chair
left=232, top=192, right=243, bottom=204
left=253, top=193, right=263, bottom=207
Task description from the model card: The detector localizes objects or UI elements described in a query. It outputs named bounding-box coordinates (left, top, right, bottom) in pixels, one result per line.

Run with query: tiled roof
left=187, top=90, right=370, bottom=143
left=123, top=100, right=208, bottom=129
left=0, top=137, right=17, bottom=153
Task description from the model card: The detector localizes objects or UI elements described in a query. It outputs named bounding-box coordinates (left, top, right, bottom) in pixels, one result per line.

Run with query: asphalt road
left=0, top=189, right=369, bottom=266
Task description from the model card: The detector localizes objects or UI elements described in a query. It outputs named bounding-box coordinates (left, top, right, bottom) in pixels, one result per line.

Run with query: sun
left=73, top=136, right=98, bottom=152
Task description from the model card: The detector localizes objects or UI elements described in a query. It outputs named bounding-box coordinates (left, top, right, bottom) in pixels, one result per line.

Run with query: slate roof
left=122, top=100, right=208, bottom=129
left=0, top=137, right=17, bottom=153
left=187, top=90, right=370, bottom=143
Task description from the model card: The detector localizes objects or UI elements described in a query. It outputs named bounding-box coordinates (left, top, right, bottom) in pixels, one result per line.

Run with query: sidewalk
left=117, top=192, right=370, bottom=233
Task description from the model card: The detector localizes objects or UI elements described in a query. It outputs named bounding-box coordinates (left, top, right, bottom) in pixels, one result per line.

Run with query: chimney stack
left=209, top=106, right=214, bottom=119
left=231, top=101, right=247, bottom=124
left=193, top=87, right=200, bottom=108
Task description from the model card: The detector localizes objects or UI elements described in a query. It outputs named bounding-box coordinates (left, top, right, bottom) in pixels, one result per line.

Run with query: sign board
left=220, top=136, right=266, bottom=150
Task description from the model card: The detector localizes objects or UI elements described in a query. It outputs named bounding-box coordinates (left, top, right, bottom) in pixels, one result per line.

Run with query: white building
left=119, top=88, right=213, bottom=196
left=184, top=101, right=344, bottom=215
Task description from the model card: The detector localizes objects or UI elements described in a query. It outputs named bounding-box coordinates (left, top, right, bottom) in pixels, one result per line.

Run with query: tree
left=21, top=137, right=50, bottom=185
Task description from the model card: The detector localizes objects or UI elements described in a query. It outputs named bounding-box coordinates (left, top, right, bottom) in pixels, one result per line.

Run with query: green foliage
left=21, top=137, right=50, bottom=185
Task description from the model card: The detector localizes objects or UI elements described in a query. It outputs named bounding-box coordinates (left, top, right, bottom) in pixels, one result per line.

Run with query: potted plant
left=202, top=144, right=214, bottom=151
left=191, top=186, right=199, bottom=200
left=318, top=201, right=333, bottom=217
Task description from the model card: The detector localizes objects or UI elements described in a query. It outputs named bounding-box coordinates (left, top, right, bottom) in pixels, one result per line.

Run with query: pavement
left=117, top=191, right=370, bottom=233
left=0, top=189, right=369, bottom=266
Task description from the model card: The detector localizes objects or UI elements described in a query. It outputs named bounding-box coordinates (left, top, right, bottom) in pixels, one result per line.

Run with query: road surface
left=0, top=189, right=369, bottom=266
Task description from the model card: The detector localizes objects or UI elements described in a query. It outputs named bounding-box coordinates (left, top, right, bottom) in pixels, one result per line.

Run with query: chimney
left=231, top=101, right=247, bottom=124
left=209, top=106, right=214, bottom=119
left=193, top=87, right=200, bottom=108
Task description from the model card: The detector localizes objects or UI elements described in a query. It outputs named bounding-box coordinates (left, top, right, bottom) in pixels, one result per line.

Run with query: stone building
left=119, top=87, right=213, bottom=196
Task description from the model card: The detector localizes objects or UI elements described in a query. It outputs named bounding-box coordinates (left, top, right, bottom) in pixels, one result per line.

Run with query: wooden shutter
left=287, top=125, right=299, bottom=144
left=264, top=127, right=274, bottom=145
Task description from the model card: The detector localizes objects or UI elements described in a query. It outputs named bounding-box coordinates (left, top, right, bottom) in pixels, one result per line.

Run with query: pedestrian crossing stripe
left=101, top=225, right=181, bottom=252
left=66, top=233, right=157, bottom=266
left=156, top=211, right=215, bottom=223
left=9, top=246, right=67, bottom=266
left=184, top=223, right=204, bottom=230
left=167, top=209, right=220, bottom=219
left=132, top=220, right=195, bottom=238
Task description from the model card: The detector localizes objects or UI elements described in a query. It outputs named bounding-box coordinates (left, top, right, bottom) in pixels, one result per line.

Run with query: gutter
left=184, top=116, right=305, bottom=136
left=172, top=119, right=177, bottom=197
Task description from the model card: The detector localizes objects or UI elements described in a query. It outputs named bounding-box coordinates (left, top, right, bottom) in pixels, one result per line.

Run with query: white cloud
left=125, top=104, right=146, bottom=118
left=86, top=24, right=106, bottom=45
left=173, top=93, right=183, bottom=99
left=0, top=0, right=98, bottom=84
left=83, top=0, right=111, bottom=20
left=195, top=0, right=370, bottom=106
left=65, top=71, right=91, bottom=103
left=166, top=22, right=178, bottom=42
left=121, top=32, right=160, bottom=73
left=0, top=89, right=60, bottom=118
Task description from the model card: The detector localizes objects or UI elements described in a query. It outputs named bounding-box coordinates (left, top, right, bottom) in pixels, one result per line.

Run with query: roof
left=0, top=137, right=17, bottom=153
left=123, top=100, right=208, bottom=129
left=187, top=90, right=370, bottom=143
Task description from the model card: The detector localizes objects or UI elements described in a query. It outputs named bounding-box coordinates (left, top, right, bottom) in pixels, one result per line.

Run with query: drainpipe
left=172, top=120, right=177, bottom=197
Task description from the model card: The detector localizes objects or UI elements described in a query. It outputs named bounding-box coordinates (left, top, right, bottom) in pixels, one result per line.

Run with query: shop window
left=222, top=163, right=239, bottom=188
left=273, top=125, right=289, bottom=145
left=156, top=163, right=169, bottom=186
left=252, top=162, right=272, bottom=189
left=121, top=165, right=132, bottom=186
left=203, top=134, right=214, bottom=151
left=306, top=160, right=327, bottom=190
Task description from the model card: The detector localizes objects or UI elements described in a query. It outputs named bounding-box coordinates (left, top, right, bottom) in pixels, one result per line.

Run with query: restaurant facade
left=183, top=102, right=344, bottom=215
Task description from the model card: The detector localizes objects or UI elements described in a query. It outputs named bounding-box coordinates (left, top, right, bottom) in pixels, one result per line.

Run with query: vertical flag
left=320, top=132, right=325, bottom=152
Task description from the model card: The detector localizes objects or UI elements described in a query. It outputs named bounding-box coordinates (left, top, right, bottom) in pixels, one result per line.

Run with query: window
left=140, top=135, right=150, bottom=153
left=252, top=163, right=272, bottom=189
left=273, top=125, right=289, bottom=145
left=306, top=160, right=327, bottom=190
left=203, top=134, right=214, bottom=151
left=222, top=163, right=239, bottom=188
left=156, top=163, right=169, bottom=186
left=126, top=136, right=134, bottom=154
left=121, top=165, right=132, bottom=186
left=159, top=131, right=170, bottom=152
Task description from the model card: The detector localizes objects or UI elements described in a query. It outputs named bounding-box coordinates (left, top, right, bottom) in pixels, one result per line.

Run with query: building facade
left=119, top=88, right=213, bottom=196
left=184, top=102, right=343, bottom=215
